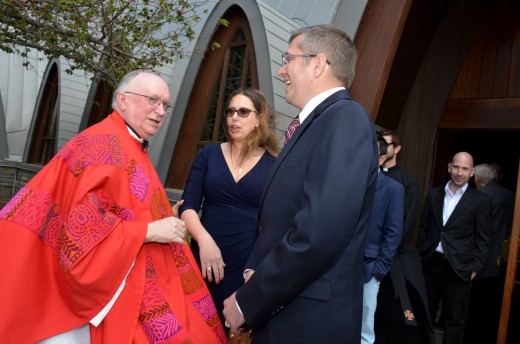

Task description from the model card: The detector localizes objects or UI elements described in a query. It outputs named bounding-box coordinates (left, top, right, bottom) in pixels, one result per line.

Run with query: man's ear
left=116, top=92, right=127, bottom=111
left=314, top=54, right=328, bottom=77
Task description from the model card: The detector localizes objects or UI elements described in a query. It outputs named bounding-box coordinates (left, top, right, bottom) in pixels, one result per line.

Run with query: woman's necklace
left=232, top=155, right=243, bottom=175
left=229, top=143, right=248, bottom=175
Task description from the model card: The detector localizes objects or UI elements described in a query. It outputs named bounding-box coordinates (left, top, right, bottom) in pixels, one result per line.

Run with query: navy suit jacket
left=363, top=171, right=405, bottom=283
left=417, top=185, right=493, bottom=281
left=236, top=89, right=378, bottom=343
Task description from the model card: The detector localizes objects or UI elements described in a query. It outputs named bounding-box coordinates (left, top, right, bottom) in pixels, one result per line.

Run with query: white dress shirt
left=435, top=181, right=468, bottom=253
left=297, top=87, right=346, bottom=124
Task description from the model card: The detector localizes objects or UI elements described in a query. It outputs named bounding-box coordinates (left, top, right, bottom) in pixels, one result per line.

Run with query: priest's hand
left=145, top=217, right=187, bottom=245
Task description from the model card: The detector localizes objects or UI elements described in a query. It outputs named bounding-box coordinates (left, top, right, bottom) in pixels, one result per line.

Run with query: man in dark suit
left=378, top=130, right=420, bottom=243
left=464, top=163, right=515, bottom=344
left=417, top=152, right=492, bottom=344
left=362, top=135, right=404, bottom=344
left=375, top=129, right=434, bottom=344
left=223, top=24, right=379, bottom=343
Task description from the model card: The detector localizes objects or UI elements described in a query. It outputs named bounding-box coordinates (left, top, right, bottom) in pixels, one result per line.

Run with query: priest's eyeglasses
left=125, top=92, right=174, bottom=113
left=224, top=107, right=259, bottom=118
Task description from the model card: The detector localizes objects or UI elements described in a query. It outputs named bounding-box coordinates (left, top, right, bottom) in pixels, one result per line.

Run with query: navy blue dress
left=179, top=144, right=275, bottom=323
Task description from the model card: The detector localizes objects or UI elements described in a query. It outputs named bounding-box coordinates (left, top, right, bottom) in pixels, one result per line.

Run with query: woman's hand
left=198, top=233, right=226, bottom=284
left=179, top=209, right=225, bottom=282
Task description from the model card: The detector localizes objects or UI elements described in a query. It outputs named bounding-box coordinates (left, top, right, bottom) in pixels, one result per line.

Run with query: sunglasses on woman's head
left=224, top=107, right=259, bottom=118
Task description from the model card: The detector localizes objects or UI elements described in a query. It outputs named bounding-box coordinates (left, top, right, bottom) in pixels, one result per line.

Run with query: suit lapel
left=258, top=90, right=350, bottom=209
left=444, top=188, right=475, bottom=228
left=258, top=113, right=313, bottom=209
left=434, top=188, right=445, bottom=229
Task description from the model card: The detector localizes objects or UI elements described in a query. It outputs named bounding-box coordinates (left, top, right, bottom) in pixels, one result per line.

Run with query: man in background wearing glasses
left=375, top=129, right=434, bottom=344
left=224, top=24, right=378, bottom=343
left=0, top=70, right=226, bottom=343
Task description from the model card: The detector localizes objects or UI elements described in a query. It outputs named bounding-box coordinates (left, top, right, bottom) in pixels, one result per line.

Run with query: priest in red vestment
left=0, top=70, right=226, bottom=343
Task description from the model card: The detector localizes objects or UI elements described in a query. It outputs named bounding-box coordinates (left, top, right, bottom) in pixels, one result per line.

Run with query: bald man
left=417, top=152, right=492, bottom=344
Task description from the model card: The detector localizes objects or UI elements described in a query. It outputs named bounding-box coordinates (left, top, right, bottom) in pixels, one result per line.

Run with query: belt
left=434, top=251, right=446, bottom=259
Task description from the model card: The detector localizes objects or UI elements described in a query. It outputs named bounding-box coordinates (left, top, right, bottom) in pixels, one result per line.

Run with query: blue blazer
left=236, top=89, right=379, bottom=343
left=363, top=171, right=405, bottom=283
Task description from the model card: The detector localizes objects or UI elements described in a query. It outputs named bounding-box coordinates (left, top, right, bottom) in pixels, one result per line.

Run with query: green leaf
left=0, top=0, right=212, bottom=87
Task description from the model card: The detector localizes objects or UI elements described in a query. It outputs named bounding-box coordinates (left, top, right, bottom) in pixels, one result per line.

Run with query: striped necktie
left=284, top=116, right=300, bottom=144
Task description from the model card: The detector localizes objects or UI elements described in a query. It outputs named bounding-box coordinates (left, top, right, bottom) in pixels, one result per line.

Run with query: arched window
left=79, top=78, right=113, bottom=132
left=165, top=6, right=258, bottom=189
left=26, top=62, right=59, bottom=164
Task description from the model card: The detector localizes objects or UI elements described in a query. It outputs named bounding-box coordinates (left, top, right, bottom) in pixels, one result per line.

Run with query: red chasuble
left=0, top=111, right=226, bottom=343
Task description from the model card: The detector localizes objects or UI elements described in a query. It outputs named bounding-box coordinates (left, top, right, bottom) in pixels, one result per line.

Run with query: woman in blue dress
left=179, top=88, right=279, bottom=325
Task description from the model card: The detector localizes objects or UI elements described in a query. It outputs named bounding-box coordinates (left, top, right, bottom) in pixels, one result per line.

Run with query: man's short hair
left=474, top=163, right=496, bottom=183
left=290, top=24, right=357, bottom=88
left=377, top=129, right=401, bottom=147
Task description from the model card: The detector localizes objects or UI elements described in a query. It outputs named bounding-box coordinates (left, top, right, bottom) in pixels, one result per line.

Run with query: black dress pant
left=423, top=253, right=472, bottom=344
